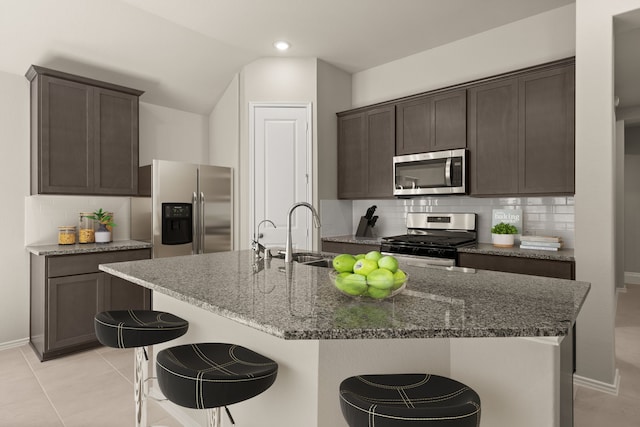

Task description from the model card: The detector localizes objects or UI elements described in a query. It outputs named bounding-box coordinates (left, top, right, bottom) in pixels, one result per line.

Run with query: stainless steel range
left=380, top=213, right=477, bottom=267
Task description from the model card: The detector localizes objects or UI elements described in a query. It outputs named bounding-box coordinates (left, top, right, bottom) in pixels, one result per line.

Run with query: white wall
left=624, top=125, right=640, bottom=276
left=352, top=4, right=576, bottom=107
left=237, top=57, right=318, bottom=249
left=573, top=0, right=640, bottom=388
left=210, top=74, right=241, bottom=250
left=0, top=70, right=30, bottom=348
left=209, top=58, right=355, bottom=246
left=316, top=60, right=353, bottom=238
left=139, top=102, right=209, bottom=166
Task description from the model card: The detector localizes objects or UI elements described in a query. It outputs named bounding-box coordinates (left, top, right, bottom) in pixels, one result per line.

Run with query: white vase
left=492, top=233, right=515, bottom=248
left=95, top=230, right=111, bottom=243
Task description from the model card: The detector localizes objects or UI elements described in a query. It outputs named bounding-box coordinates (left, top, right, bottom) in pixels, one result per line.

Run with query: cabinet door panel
left=94, top=88, right=139, bottom=195
left=431, top=90, right=466, bottom=151
left=396, top=97, right=431, bottom=155
left=338, top=112, right=367, bottom=199
left=40, top=76, right=93, bottom=194
left=519, top=66, right=575, bottom=194
left=48, top=273, right=103, bottom=350
left=105, top=275, right=151, bottom=311
left=468, top=79, right=519, bottom=195
left=366, top=106, right=395, bottom=198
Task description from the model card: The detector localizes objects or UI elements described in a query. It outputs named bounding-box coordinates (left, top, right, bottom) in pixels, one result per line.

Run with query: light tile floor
left=574, top=284, right=640, bottom=426
left=1, top=284, right=639, bottom=426
left=0, top=344, right=180, bottom=426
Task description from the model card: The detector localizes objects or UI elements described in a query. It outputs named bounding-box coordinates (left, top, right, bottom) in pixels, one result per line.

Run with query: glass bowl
left=329, top=270, right=407, bottom=300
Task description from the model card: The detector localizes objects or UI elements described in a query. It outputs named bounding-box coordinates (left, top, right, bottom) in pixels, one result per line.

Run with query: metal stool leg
left=206, top=407, right=221, bottom=427
left=134, top=346, right=148, bottom=427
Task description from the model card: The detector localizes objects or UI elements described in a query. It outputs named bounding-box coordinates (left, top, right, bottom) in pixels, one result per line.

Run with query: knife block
left=355, top=217, right=374, bottom=237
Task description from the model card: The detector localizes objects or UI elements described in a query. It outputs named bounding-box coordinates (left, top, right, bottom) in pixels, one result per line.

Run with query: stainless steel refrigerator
left=131, top=159, right=233, bottom=258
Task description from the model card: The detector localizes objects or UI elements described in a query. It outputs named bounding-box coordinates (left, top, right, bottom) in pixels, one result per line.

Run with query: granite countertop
left=321, top=235, right=382, bottom=246
left=27, top=240, right=152, bottom=256
left=322, top=235, right=574, bottom=262
left=99, top=250, right=589, bottom=341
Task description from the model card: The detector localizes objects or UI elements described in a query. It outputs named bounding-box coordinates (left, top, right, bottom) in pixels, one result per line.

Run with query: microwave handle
left=444, top=157, right=452, bottom=186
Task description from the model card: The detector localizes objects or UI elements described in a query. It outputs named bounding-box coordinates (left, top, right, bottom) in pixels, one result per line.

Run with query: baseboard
left=0, top=337, right=29, bottom=352
left=624, top=271, right=640, bottom=285
left=573, top=369, right=620, bottom=396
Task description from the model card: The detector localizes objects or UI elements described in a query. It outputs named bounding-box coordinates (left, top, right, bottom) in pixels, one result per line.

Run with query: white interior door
left=251, top=103, right=312, bottom=252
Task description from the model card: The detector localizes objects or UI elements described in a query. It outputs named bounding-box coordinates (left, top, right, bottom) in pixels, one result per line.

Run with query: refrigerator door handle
left=200, top=191, right=206, bottom=253
left=192, top=192, right=198, bottom=254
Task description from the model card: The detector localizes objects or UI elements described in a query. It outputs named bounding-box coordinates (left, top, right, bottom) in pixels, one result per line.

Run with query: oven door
left=393, top=149, right=466, bottom=196
left=381, top=252, right=456, bottom=268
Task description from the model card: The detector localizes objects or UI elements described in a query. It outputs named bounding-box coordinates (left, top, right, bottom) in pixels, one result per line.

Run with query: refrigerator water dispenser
left=162, top=203, right=193, bottom=245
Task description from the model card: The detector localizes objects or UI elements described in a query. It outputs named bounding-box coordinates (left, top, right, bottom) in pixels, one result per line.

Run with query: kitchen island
left=100, top=250, right=589, bottom=427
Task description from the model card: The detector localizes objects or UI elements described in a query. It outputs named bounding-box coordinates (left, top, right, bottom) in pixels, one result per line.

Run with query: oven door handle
left=444, top=157, right=452, bottom=186
left=382, top=253, right=455, bottom=268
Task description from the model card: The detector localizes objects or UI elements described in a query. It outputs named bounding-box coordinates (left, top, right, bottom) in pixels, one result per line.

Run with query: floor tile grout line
left=19, top=346, right=68, bottom=427
left=97, top=347, right=135, bottom=383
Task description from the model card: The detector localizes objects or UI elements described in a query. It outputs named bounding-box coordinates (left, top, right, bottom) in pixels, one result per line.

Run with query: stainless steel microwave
left=393, top=149, right=467, bottom=196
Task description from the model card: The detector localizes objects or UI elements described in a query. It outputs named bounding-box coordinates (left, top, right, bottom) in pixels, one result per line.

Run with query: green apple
left=335, top=273, right=367, bottom=296
left=377, top=255, right=399, bottom=273
left=392, top=269, right=407, bottom=290
left=354, top=253, right=366, bottom=260
left=353, top=258, right=378, bottom=276
left=367, top=286, right=391, bottom=299
left=364, top=250, right=383, bottom=262
left=366, top=268, right=395, bottom=290
left=332, top=253, right=357, bottom=273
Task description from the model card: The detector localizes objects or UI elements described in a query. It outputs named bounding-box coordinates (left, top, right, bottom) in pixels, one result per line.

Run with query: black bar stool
left=156, top=343, right=278, bottom=427
left=94, top=310, right=189, bottom=427
left=339, top=373, right=481, bottom=426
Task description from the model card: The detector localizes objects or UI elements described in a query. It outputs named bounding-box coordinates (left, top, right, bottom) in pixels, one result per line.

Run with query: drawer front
left=457, top=252, right=575, bottom=280
left=47, top=249, right=151, bottom=278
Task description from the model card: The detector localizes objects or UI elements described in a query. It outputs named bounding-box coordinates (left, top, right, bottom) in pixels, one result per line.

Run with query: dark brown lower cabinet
left=457, top=252, right=575, bottom=280
left=30, top=249, right=151, bottom=361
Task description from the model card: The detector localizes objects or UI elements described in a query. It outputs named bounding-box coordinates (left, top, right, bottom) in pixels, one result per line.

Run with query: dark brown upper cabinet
left=467, top=78, right=519, bottom=195
left=26, top=65, right=143, bottom=196
left=518, top=65, right=575, bottom=194
left=468, top=60, right=575, bottom=196
left=396, top=89, right=467, bottom=155
left=337, top=105, right=395, bottom=199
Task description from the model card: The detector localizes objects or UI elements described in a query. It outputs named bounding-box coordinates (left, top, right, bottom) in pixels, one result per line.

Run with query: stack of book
left=519, top=235, right=563, bottom=251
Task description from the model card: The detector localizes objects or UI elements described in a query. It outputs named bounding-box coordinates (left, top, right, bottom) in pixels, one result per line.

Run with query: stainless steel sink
left=272, top=250, right=333, bottom=267
left=298, top=258, right=333, bottom=268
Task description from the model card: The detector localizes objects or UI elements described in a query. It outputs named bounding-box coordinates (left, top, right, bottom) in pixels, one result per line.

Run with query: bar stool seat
left=94, top=310, right=189, bottom=348
left=156, top=343, right=278, bottom=425
left=94, top=310, right=189, bottom=427
left=339, top=373, right=481, bottom=427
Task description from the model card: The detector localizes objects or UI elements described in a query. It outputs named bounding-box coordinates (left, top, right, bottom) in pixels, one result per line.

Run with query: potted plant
left=88, top=208, right=116, bottom=243
left=491, top=222, right=518, bottom=247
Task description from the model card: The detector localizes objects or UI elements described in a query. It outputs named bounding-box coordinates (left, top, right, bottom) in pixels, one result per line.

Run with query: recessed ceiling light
left=274, top=41, right=290, bottom=51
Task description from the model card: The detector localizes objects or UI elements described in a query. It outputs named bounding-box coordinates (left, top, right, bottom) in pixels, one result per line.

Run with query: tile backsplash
left=25, top=195, right=132, bottom=245
left=348, top=196, right=575, bottom=248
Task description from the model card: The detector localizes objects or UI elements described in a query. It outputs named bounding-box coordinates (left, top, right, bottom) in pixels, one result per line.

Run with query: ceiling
left=1, top=0, right=578, bottom=115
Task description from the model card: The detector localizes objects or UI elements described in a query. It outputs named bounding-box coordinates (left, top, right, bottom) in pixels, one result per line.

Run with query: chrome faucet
left=285, top=202, right=321, bottom=263
left=252, top=219, right=276, bottom=260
